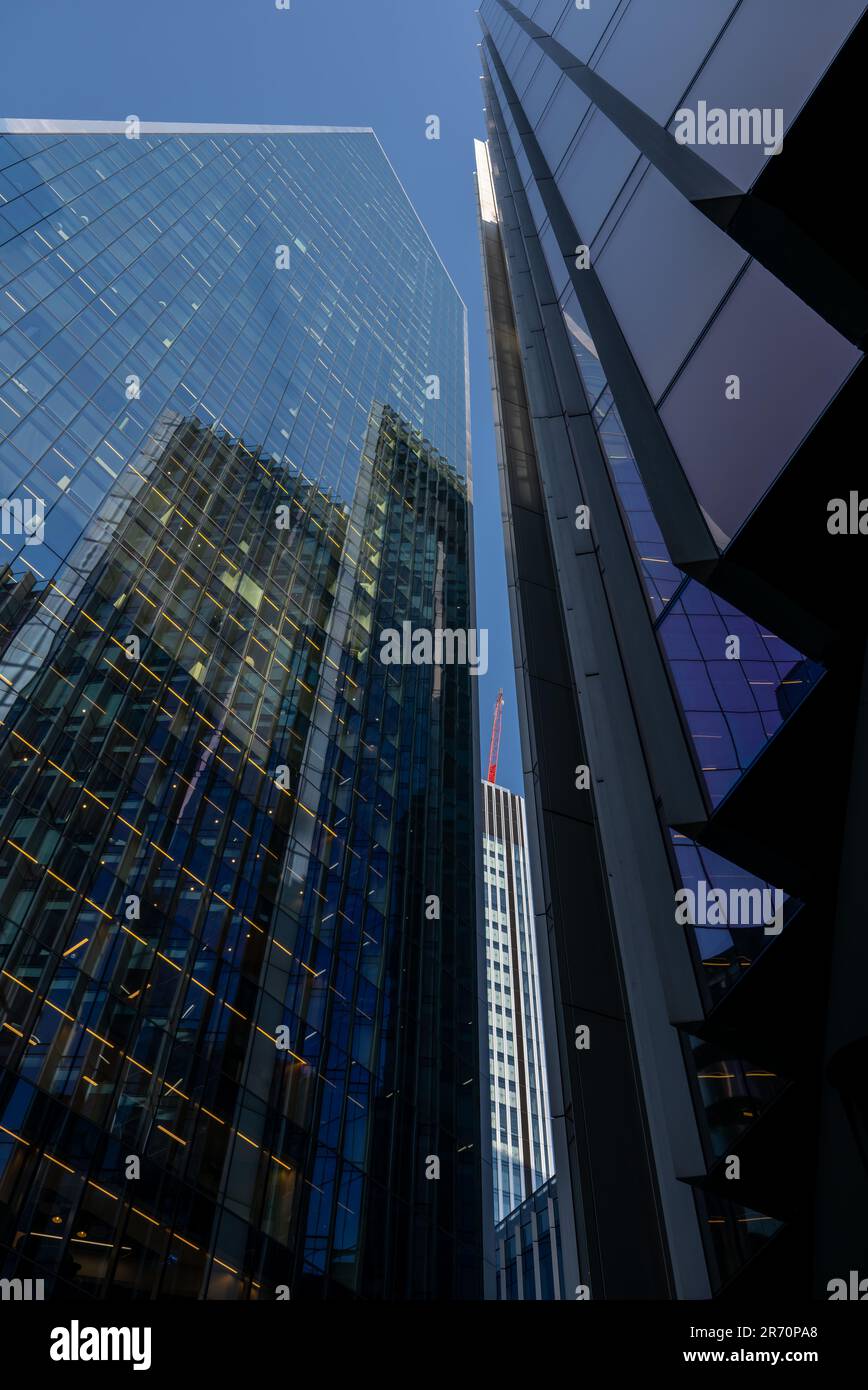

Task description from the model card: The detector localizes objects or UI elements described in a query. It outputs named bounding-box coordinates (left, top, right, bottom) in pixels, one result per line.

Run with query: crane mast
left=487, top=689, right=504, bottom=784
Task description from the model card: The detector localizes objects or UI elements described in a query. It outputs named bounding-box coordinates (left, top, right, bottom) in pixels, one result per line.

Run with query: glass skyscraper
left=476, top=0, right=867, bottom=1300
left=482, top=779, right=553, bottom=1222
left=0, top=121, right=490, bottom=1300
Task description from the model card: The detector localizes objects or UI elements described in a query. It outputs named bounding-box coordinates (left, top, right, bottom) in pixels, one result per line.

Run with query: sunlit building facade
left=482, top=779, right=553, bottom=1222
left=0, top=121, right=490, bottom=1299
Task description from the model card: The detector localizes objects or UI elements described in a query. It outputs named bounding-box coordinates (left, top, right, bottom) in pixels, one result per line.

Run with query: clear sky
left=0, top=0, right=524, bottom=792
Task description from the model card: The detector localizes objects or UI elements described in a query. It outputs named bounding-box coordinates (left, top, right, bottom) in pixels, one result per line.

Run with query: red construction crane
left=487, top=689, right=504, bottom=784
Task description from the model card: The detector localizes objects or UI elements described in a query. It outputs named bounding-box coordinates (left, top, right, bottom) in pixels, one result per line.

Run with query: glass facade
left=480, top=0, right=862, bottom=542
left=496, top=1175, right=564, bottom=1301
left=479, top=15, right=819, bottom=810
left=477, top=0, right=868, bottom=1298
left=0, top=124, right=485, bottom=1299
left=482, top=780, right=553, bottom=1223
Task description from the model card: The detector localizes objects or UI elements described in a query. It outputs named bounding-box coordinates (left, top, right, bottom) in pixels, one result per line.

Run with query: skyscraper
left=495, top=1175, right=564, bottom=1300
left=482, top=777, right=553, bottom=1223
left=476, top=0, right=868, bottom=1299
left=0, top=121, right=491, bottom=1300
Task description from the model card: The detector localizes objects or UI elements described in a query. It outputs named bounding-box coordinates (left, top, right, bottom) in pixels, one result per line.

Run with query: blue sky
left=0, top=0, right=523, bottom=791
